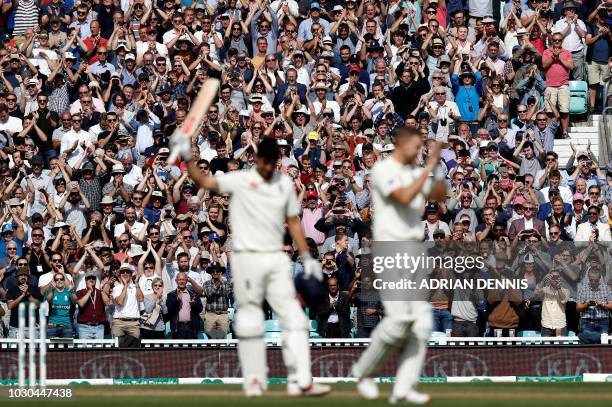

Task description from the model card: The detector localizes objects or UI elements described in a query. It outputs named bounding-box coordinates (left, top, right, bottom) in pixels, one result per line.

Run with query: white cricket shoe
left=356, top=378, right=379, bottom=400
left=244, top=377, right=264, bottom=398
left=287, top=382, right=332, bottom=397
left=389, top=390, right=431, bottom=405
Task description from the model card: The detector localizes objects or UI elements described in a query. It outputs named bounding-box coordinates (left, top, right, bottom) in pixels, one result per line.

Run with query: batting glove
left=301, top=253, right=323, bottom=282
left=169, top=133, right=193, bottom=161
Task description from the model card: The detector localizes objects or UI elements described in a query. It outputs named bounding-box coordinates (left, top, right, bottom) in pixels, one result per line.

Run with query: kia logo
left=535, top=351, right=601, bottom=376
left=80, top=355, right=146, bottom=379
left=311, top=353, right=360, bottom=377
left=193, top=354, right=241, bottom=378
left=423, top=353, right=488, bottom=377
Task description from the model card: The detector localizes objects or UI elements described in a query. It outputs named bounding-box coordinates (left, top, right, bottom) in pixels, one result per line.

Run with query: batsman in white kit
left=173, top=136, right=330, bottom=397
left=352, top=127, right=446, bottom=404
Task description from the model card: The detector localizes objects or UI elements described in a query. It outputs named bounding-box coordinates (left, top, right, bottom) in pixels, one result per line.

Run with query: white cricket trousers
left=352, top=301, right=432, bottom=398
left=232, top=251, right=311, bottom=392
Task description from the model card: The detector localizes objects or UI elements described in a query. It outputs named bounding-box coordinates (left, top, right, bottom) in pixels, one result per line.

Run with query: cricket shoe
left=356, top=377, right=379, bottom=400
left=389, top=390, right=431, bottom=405
left=287, top=381, right=332, bottom=397
left=244, top=377, right=264, bottom=398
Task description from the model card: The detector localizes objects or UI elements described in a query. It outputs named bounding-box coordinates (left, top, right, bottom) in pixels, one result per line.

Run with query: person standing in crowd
left=76, top=271, right=107, bottom=339
left=110, top=263, right=143, bottom=347
left=203, top=263, right=232, bottom=338
left=167, top=271, right=203, bottom=339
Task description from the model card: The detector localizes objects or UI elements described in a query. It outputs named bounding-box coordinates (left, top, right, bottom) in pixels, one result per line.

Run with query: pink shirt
left=542, top=48, right=572, bottom=87
left=300, top=207, right=326, bottom=244
left=178, top=290, right=191, bottom=322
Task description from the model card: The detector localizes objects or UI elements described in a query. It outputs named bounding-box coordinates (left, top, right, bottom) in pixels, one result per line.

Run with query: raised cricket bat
left=167, top=78, right=221, bottom=163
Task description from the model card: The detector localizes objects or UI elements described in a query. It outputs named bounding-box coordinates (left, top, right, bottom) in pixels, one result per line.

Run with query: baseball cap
left=82, top=161, right=95, bottom=171
left=111, top=164, right=126, bottom=174
left=572, top=193, right=584, bottom=201
left=30, top=155, right=44, bottom=166
left=158, top=147, right=170, bottom=156
left=31, top=212, right=44, bottom=222
left=348, top=65, right=360, bottom=75
left=307, top=131, right=319, bottom=141
left=1, top=223, right=14, bottom=234
left=512, top=196, right=526, bottom=206
left=306, top=191, right=318, bottom=200
left=425, top=202, right=439, bottom=213
left=310, top=2, right=321, bottom=9
left=119, top=263, right=132, bottom=271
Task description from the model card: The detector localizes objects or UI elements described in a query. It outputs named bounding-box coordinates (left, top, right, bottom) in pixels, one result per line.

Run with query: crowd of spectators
left=0, top=0, right=610, bottom=344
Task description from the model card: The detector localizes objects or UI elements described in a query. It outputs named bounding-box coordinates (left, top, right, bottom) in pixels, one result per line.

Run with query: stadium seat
left=228, top=307, right=235, bottom=323
left=197, top=332, right=208, bottom=340
left=518, top=330, right=541, bottom=337
left=431, top=331, right=447, bottom=337
left=309, top=320, right=321, bottom=338
left=165, top=322, right=172, bottom=339
left=569, top=81, right=588, bottom=115
left=264, top=319, right=281, bottom=333
left=568, top=331, right=577, bottom=337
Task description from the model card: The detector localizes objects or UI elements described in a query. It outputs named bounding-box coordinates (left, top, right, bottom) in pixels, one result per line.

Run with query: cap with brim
left=199, top=226, right=212, bottom=235
left=31, top=212, right=44, bottom=222
left=364, top=128, right=375, bottom=136
left=207, top=262, right=226, bottom=274
left=119, top=263, right=132, bottom=271
left=307, top=131, right=319, bottom=141
left=332, top=5, right=343, bottom=11
left=84, top=271, right=97, bottom=279
left=277, top=139, right=289, bottom=147
left=487, top=141, right=498, bottom=149
left=125, top=53, right=136, bottom=61
left=117, top=43, right=129, bottom=51
left=293, top=50, right=304, bottom=57
left=200, top=251, right=211, bottom=260
left=16, top=268, right=30, bottom=277
left=158, top=147, right=170, bottom=155
left=432, top=38, right=444, bottom=46
left=152, top=190, right=164, bottom=199
left=7, top=198, right=23, bottom=207
left=248, top=95, right=264, bottom=103
left=576, top=150, right=589, bottom=159
left=460, top=70, right=475, bottom=77
left=30, top=155, right=44, bottom=166
left=310, top=2, right=321, bottom=9
left=333, top=160, right=342, bottom=167
left=562, top=1, right=577, bottom=11
left=65, top=52, right=76, bottom=60
left=513, top=196, right=526, bottom=206
left=572, top=193, right=584, bottom=201
left=292, top=107, right=309, bottom=116
left=111, top=164, right=126, bottom=174
left=313, top=82, right=327, bottom=90
left=382, top=144, right=395, bottom=153
left=438, top=55, right=451, bottom=66
left=516, top=28, right=527, bottom=36
left=81, top=161, right=94, bottom=172
left=481, top=16, right=495, bottom=23
left=100, top=195, right=115, bottom=205
left=28, top=78, right=38, bottom=86
left=175, top=213, right=192, bottom=222
left=128, top=245, right=145, bottom=258
left=305, top=191, right=318, bottom=200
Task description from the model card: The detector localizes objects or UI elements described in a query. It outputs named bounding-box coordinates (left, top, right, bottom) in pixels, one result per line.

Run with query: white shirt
left=113, top=221, right=145, bottom=238
left=112, top=282, right=140, bottom=319
left=422, top=220, right=451, bottom=241
left=38, top=272, right=74, bottom=289
left=60, top=129, right=96, bottom=168
left=135, top=41, right=168, bottom=57
left=0, top=116, right=23, bottom=134
left=553, top=19, right=586, bottom=52
left=312, top=100, right=341, bottom=123
left=123, top=165, right=143, bottom=189
left=217, top=168, right=299, bottom=252
left=371, top=157, right=432, bottom=240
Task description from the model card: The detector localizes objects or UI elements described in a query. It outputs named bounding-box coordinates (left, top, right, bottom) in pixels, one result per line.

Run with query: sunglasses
left=120, top=270, right=131, bottom=274
left=517, top=110, right=527, bottom=113
left=153, top=284, right=163, bottom=288
left=51, top=259, right=62, bottom=263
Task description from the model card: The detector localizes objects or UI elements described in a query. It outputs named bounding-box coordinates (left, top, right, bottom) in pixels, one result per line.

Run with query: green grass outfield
left=3, top=383, right=612, bottom=406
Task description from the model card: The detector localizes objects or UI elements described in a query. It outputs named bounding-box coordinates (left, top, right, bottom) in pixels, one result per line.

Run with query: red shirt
left=542, top=48, right=572, bottom=87
left=76, top=288, right=107, bottom=324
left=83, top=36, right=109, bottom=65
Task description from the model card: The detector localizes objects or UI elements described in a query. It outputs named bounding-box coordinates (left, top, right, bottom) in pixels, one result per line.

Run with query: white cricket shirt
left=371, top=157, right=432, bottom=241
left=217, top=168, right=299, bottom=252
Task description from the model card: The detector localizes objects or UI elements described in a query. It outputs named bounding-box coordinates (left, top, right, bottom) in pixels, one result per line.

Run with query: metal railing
left=600, top=80, right=611, bottom=166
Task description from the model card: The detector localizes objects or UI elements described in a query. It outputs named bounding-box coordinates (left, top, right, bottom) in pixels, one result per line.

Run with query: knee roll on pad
left=234, top=307, right=265, bottom=338
left=410, top=315, right=433, bottom=341
left=278, top=305, right=309, bottom=332
left=378, top=316, right=414, bottom=344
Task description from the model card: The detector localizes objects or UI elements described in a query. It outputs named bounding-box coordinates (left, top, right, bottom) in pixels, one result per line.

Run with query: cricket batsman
left=352, top=127, right=446, bottom=404
left=172, top=136, right=331, bottom=397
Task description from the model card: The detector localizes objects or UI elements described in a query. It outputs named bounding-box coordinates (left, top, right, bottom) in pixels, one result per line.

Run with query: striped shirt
left=13, top=0, right=38, bottom=36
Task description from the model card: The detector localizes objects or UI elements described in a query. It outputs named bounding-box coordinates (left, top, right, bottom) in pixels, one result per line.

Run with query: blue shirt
left=451, top=72, right=483, bottom=121
left=44, top=288, right=73, bottom=326
left=0, top=237, right=23, bottom=260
